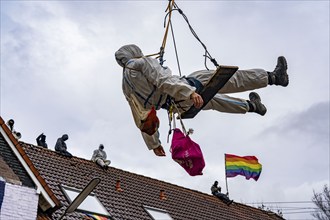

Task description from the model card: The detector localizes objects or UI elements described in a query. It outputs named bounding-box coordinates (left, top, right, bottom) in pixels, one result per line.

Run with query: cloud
left=263, top=101, right=329, bottom=144
left=1, top=2, right=329, bottom=219
left=253, top=101, right=329, bottom=185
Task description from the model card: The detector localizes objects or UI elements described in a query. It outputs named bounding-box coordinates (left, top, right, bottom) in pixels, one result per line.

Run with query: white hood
left=115, top=44, right=144, bottom=67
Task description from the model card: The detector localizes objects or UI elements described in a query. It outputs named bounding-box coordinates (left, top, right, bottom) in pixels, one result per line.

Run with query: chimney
left=116, top=179, right=123, bottom=192
left=160, top=190, right=166, bottom=200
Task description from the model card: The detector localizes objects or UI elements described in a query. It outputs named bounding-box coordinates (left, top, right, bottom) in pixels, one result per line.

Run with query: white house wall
left=0, top=180, right=39, bottom=220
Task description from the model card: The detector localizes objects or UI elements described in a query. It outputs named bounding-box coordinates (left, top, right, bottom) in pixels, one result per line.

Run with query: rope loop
left=149, top=1, right=220, bottom=71
left=164, top=1, right=220, bottom=70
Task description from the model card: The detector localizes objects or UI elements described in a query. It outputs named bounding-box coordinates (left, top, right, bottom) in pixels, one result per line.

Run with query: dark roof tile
left=17, top=142, right=284, bottom=220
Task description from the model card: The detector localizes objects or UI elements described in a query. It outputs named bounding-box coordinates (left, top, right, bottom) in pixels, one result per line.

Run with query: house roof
left=0, top=154, right=21, bottom=184
left=0, top=116, right=284, bottom=220
left=0, top=117, right=60, bottom=210
left=17, top=142, right=283, bottom=220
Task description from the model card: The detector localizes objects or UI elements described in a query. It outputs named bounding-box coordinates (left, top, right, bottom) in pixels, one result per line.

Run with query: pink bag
left=170, top=128, right=205, bottom=176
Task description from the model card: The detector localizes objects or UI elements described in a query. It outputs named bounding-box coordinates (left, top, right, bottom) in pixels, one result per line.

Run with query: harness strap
left=143, top=85, right=156, bottom=108
left=184, top=77, right=204, bottom=94
left=123, top=74, right=150, bottom=105
left=155, top=95, right=163, bottom=110
left=123, top=67, right=156, bottom=108
left=124, top=60, right=166, bottom=109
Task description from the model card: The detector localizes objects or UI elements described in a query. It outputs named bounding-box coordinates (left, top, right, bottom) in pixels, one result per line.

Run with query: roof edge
left=0, top=116, right=61, bottom=209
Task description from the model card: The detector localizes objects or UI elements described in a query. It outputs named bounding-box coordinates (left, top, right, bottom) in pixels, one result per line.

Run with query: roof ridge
left=20, top=142, right=285, bottom=219
left=20, top=141, right=215, bottom=198
left=0, top=117, right=61, bottom=209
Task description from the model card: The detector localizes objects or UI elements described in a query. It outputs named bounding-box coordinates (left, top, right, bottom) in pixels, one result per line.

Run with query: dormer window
left=61, top=185, right=110, bottom=217
left=144, top=206, right=173, bottom=220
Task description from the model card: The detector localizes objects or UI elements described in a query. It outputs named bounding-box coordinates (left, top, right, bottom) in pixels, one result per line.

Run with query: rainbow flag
left=85, top=213, right=109, bottom=220
left=225, top=154, right=262, bottom=181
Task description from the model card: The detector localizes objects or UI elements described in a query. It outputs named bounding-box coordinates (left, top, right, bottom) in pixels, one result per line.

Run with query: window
left=61, top=185, right=110, bottom=217
left=144, top=206, right=173, bottom=220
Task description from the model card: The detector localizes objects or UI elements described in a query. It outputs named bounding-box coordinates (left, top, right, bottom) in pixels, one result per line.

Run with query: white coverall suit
left=91, top=147, right=111, bottom=167
left=115, top=44, right=268, bottom=151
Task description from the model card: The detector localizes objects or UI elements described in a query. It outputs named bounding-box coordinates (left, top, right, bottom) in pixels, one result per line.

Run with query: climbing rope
left=159, top=0, right=175, bottom=66
left=146, top=0, right=175, bottom=63
left=147, top=0, right=219, bottom=72
left=169, top=19, right=182, bottom=76
left=165, top=1, right=219, bottom=70
left=167, top=99, right=188, bottom=143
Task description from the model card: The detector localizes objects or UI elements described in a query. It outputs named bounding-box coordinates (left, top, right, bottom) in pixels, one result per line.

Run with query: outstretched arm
left=153, top=145, right=166, bottom=157
left=130, top=57, right=196, bottom=101
left=141, top=131, right=162, bottom=151
left=36, top=133, right=42, bottom=143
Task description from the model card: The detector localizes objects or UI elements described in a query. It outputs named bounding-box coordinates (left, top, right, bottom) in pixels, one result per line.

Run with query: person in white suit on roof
left=91, top=144, right=111, bottom=169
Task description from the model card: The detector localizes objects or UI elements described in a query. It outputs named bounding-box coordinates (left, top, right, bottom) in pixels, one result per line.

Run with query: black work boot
left=268, top=56, right=289, bottom=87
left=248, top=92, right=267, bottom=116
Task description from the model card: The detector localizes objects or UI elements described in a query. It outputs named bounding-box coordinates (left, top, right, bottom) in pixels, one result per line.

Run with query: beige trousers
left=96, top=158, right=111, bottom=167
left=188, top=68, right=268, bottom=113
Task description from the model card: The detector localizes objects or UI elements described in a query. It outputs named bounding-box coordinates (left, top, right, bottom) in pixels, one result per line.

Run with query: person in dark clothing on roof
left=36, top=133, right=48, bottom=148
left=54, top=134, right=72, bottom=158
left=211, top=181, right=233, bottom=206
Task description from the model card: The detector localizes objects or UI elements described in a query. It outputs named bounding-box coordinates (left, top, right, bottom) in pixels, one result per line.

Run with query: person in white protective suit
left=115, top=44, right=289, bottom=157
left=91, top=144, right=111, bottom=169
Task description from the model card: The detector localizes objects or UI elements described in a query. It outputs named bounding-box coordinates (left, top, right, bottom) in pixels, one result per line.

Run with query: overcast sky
left=1, top=1, right=329, bottom=219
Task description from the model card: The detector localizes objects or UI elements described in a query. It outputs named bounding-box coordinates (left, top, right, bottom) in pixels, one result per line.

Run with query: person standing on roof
left=115, top=44, right=289, bottom=157
left=54, top=134, right=72, bottom=158
left=36, top=133, right=48, bottom=148
left=211, top=181, right=233, bottom=206
left=91, top=144, right=111, bottom=169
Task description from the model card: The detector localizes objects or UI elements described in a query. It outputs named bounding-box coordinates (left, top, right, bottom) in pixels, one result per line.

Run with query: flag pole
left=224, top=154, right=229, bottom=196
